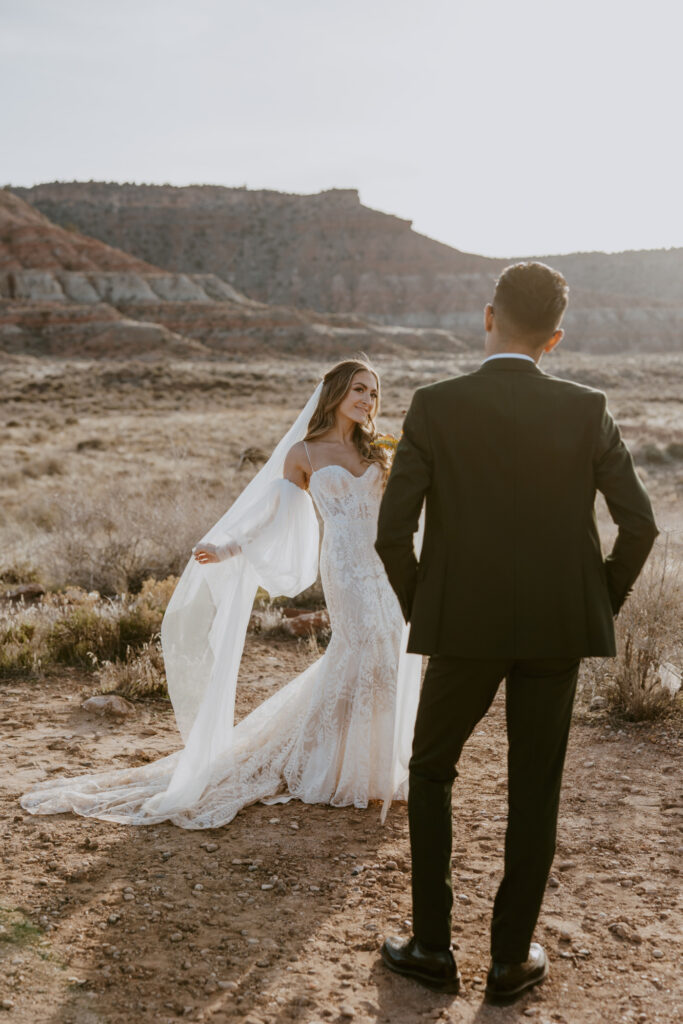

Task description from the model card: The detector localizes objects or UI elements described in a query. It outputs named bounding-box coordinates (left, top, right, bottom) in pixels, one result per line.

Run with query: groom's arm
left=594, top=396, right=659, bottom=614
left=375, top=389, right=433, bottom=621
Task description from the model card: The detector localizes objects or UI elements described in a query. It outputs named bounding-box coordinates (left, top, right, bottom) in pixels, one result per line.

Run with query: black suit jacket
left=375, top=358, right=658, bottom=659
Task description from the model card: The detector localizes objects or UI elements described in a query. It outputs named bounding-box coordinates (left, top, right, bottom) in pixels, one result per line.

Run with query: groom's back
left=409, top=360, right=617, bottom=659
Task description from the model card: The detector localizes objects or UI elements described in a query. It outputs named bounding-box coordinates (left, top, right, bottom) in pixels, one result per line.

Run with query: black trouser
left=408, top=655, right=580, bottom=963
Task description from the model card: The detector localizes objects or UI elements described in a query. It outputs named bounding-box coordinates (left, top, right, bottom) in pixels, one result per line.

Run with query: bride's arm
left=193, top=443, right=310, bottom=564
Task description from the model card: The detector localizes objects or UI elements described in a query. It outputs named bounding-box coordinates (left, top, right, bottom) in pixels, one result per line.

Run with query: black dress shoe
left=485, top=942, right=548, bottom=1005
left=381, top=936, right=461, bottom=993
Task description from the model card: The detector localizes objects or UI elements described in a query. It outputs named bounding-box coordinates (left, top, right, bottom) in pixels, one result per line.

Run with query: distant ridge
left=11, top=181, right=683, bottom=353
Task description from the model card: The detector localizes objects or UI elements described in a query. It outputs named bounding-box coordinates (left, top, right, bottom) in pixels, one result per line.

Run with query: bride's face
left=336, top=370, right=378, bottom=426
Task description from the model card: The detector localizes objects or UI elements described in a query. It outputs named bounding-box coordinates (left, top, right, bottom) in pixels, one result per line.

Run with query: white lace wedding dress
left=21, top=462, right=417, bottom=829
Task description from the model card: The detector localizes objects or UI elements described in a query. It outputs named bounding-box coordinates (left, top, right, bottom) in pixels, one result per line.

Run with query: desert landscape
left=1, top=184, right=682, bottom=1024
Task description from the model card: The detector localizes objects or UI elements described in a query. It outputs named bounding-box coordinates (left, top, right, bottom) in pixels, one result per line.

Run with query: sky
left=2, top=0, right=682, bottom=257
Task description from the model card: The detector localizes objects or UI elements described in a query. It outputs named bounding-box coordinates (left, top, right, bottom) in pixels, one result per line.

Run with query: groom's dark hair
left=493, top=262, right=569, bottom=341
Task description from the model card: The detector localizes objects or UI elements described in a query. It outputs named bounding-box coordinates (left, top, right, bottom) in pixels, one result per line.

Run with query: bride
left=21, top=359, right=422, bottom=829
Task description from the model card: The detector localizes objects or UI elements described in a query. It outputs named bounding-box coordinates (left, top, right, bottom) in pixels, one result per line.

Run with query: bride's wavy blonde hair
left=305, top=358, right=389, bottom=473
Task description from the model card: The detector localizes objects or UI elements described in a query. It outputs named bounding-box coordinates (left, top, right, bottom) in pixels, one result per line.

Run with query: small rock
left=81, top=695, right=135, bottom=718
left=557, top=861, right=576, bottom=872
left=268, top=818, right=280, bottom=824
left=547, top=875, right=560, bottom=889
left=339, top=1005, right=355, bottom=1019
left=384, top=860, right=398, bottom=871
left=457, top=893, right=470, bottom=904
left=589, top=696, right=608, bottom=711
left=582, top=760, right=595, bottom=768
left=282, top=609, right=330, bottom=637
left=193, top=884, right=203, bottom=891
left=351, top=865, right=365, bottom=876
left=122, top=893, right=134, bottom=902
left=170, top=932, right=183, bottom=942
left=218, top=980, right=238, bottom=991
left=652, top=948, right=664, bottom=959
left=290, top=822, right=299, bottom=830
left=608, top=921, right=642, bottom=944
left=161, top=851, right=173, bottom=861
left=107, top=914, right=120, bottom=924
left=261, top=884, right=274, bottom=891
left=1, top=999, right=15, bottom=1010
left=202, top=843, right=218, bottom=853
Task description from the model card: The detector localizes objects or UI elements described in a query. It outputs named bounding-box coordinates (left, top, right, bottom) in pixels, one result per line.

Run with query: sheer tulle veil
left=147, top=382, right=325, bottom=818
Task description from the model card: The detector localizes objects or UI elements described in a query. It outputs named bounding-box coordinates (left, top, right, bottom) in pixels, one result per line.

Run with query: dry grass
left=96, top=638, right=168, bottom=700
left=583, top=546, right=682, bottom=721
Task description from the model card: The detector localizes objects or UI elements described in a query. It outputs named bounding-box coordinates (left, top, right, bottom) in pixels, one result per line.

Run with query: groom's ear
left=484, top=303, right=495, bottom=332
left=543, top=328, right=564, bottom=354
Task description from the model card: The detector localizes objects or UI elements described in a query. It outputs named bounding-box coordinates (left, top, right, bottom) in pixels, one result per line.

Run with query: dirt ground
left=1, top=634, right=680, bottom=1024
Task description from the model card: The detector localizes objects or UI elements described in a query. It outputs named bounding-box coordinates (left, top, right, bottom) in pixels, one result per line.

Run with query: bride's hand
left=193, top=545, right=220, bottom=565
left=193, top=539, right=242, bottom=564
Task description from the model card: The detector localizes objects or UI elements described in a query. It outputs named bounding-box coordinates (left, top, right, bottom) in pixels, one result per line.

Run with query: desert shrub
left=0, top=562, right=41, bottom=585
left=45, top=604, right=122, bottom=666
left=0, top=578, right=177, bottom=678
left=112, top=581, right=174, bottom=649
left=0, top=598, right=59, bottom=677
left=137, top=576, right=177, bottom=613
left=586, top=547, right=682, bottom=721
left=0, top=619, right=42, bottom=676
left=97, top=639, right=168, bottom=700
left=666, top=441, right=683, bottom=460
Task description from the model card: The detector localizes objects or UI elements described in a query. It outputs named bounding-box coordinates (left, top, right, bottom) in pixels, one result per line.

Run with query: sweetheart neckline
left=311, top=462, right=379, bottom=482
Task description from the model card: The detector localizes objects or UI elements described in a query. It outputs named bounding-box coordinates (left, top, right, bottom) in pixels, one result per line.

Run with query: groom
left=375, top=262, right=658, bottom=1003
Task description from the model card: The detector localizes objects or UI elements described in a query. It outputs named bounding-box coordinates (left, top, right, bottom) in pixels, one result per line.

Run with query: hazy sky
left=2, top=0, right=681, bottom=257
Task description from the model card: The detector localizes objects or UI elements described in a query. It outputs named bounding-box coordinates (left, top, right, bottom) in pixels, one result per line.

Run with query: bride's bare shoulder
left=284, top=441, right=310, bottom=487
left=285, top=440, right=309, bottom=466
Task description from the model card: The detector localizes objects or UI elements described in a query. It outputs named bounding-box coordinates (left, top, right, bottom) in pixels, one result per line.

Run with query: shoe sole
left=484, top=962, right=549, bottom=1005
left=381, top=949, right=461, bottom=994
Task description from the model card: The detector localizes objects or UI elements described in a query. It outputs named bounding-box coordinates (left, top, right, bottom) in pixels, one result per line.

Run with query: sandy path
left=0, top=636, right=680, bottom=1024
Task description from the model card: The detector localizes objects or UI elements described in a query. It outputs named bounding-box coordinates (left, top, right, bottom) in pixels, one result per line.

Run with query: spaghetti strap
left=303, top=440, right=315, bottom=474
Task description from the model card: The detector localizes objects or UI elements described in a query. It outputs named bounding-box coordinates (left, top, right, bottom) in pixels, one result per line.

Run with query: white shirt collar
left=482, top=353, right=536, bottom=365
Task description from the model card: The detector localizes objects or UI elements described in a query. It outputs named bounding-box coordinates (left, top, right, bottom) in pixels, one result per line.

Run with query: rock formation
left=11, top=181, right=683, bottom=352
left=0, top=189, right=464, bottom=359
